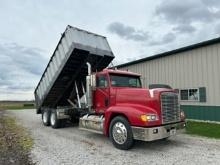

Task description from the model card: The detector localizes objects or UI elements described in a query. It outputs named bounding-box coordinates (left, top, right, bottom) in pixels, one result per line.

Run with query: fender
left=103, top=103, right=161, bottom=136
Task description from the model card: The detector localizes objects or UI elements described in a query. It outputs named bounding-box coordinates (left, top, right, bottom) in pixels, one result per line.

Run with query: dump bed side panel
left=34, top=26, right=114, bottom=113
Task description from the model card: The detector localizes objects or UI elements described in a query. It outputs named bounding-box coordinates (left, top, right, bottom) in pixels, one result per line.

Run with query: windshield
left=110, top=74, right=141, bottom=88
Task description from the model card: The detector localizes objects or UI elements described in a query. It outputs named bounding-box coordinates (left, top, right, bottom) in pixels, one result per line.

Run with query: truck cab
left=94, top=69, right=142, bottom=113
left=79, top=67, right=185, bottom=150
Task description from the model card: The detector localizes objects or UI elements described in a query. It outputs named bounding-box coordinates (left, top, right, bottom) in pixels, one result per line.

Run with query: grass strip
left=186, top=120, right=220, bottom=139
left=0, top=113, right=34, bottom=164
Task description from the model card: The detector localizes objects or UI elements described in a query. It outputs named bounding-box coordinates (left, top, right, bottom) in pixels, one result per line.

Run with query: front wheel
left=109, top=116, right=134, bottom=150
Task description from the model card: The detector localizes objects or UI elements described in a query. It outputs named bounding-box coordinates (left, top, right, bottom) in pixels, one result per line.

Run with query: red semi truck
left=35, top=25, right=185, bottom=150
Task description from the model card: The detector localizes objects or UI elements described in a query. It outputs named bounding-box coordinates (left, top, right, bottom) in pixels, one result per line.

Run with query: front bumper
left=131, top=121, right=185, bottom=141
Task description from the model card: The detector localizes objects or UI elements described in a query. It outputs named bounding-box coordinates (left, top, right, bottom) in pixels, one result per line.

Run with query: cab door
left=94, top=74, right=110, bottom=113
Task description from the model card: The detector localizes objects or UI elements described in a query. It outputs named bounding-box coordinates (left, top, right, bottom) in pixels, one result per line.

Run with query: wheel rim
left=50, top=113, right=56, bottom=126
left=43, top=112, right=48, bottom=123
left=112, top=122, right=127, bottom=144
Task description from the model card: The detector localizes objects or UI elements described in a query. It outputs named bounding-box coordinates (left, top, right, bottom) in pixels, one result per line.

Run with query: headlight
left=140, top=114, right=158, bottom=122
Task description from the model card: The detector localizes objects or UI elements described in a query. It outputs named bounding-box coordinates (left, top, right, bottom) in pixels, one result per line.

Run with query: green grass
left=186, top=121, right=220, bottom=139
left=1, top=105, right=35, bottom=110
left=0, top=101, right=35, bottom=110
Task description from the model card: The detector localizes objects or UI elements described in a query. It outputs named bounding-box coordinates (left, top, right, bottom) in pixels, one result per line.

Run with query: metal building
left=117, top=37, right=220, bottom=122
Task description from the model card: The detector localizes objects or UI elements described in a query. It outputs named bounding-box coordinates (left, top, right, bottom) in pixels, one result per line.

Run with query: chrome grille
left=160, top=92, right=180, bottom=124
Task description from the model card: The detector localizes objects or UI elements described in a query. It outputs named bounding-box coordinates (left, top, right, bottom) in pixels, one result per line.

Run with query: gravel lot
left=8, top=109, right=220, bottom=165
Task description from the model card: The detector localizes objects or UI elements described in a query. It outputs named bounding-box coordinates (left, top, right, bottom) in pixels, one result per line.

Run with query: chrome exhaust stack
left=86, top=62, right=94, bottom=112
left=87, top=62, right=91, bottom=76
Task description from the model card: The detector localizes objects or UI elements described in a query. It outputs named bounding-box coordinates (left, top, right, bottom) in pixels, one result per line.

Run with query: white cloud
left=0, top=42, right=47, bottom=100
left=108, top=22, right=149, bottom=41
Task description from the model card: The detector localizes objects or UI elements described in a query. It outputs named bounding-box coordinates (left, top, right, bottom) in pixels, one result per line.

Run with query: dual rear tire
left=42, top=110, right=50, bottom=126
left=42, top=110, right=65, bottom=128
left=50, top=110, right=62, bottom=128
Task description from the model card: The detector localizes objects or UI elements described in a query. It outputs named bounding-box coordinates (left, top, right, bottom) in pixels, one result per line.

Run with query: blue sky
left=1, top=0, right=220, bottom=100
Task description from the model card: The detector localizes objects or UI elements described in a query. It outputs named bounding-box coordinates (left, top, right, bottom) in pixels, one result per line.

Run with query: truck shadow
left=132, top=137, right=187, bottom=151
left=78, top=129, right=186, bottom=151
left=63, top=121, right=79, bottom=128
left=62, top=122, right=187, bottom=151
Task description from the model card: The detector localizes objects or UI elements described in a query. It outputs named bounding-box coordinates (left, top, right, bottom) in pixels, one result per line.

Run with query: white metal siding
left=119, top=43, right=220, bottom=106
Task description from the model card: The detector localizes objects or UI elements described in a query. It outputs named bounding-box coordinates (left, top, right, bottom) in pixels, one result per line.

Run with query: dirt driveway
left=8, top=109, right=220, bottom=165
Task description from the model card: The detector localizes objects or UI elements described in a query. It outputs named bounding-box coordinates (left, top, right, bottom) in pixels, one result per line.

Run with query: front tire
left=42, top=110, right=51, bottom=126
left=109, top=116, right=134, bottom=150
left=50, top=110, right=61, bottom=129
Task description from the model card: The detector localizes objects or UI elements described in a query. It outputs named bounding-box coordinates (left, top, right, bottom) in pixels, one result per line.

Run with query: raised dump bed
left=34, top=25, right=114, bottom=113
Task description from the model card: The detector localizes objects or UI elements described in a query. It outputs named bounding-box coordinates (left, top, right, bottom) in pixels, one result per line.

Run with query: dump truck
left=34, top=25, right=185, bottom=150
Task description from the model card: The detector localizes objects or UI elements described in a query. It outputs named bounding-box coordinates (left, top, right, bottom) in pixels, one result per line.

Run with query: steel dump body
left=34, top=25, right=114, bottom=113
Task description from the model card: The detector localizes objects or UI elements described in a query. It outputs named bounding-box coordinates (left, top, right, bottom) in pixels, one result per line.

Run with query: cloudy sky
left=1, top=0, right=220, bottom=100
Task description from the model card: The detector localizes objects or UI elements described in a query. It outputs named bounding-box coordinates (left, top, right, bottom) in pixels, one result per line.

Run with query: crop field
left=0, top=101, right=35, bottom=110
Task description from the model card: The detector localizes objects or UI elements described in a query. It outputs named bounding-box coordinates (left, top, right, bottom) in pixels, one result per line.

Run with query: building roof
left=117, top=36, right=220, bottom=68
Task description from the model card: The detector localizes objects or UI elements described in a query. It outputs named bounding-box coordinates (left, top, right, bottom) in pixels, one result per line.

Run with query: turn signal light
left=140, top=114, right=148, bottom=122
left=140, top=114, right=158, bottom=122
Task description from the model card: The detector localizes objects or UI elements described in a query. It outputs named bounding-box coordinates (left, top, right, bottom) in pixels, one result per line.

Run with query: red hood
left=114, top=87, right=175, bottom=115
left=115, top=87, right=174, bottom=104
left=109, top=87, right=177, bottom=127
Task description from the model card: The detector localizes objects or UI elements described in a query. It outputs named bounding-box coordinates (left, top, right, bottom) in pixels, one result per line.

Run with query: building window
left=180, top=89, right=188, bottom=100
left=189, top=89, right=199, bottom=100
left=180, top=88, right=199, bottom=101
